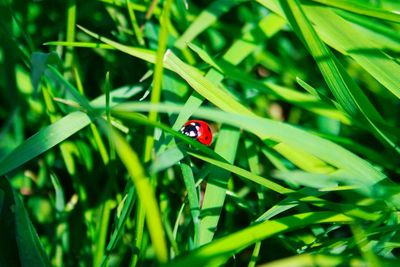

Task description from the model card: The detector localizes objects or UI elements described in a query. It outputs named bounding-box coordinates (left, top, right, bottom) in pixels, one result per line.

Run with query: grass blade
left=275, top=0, right=399, bottom=153
left=310, top=0, right=400, bottom=23
left=0, top=111, right=90, bottom=176
left=97, top=120, right=169, bottom=263
left=199, top=126, right=240, bottom=245
left=0, top=178, right=52, bottom=267
left=165, top=212, right=353, bottom=267
left=174, top=0, right=244, bottom=49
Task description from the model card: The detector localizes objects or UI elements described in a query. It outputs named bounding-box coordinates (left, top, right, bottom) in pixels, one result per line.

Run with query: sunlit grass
left=1, top=0, right=400, bottom=266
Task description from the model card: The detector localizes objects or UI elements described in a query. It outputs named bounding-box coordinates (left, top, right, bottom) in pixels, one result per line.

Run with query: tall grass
left=1, top=0, right=400, bottom=266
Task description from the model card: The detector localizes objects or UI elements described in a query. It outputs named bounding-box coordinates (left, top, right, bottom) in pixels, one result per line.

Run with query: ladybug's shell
left=181, top=120, right=213, bottom=146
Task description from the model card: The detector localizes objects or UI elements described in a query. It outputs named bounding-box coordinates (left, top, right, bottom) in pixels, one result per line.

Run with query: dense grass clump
left=1, top=0, right=400, bottom=266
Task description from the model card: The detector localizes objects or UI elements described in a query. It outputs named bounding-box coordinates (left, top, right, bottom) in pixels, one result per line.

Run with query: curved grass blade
left=31, top=52, right=62, bottom=92
left=144, top=0, right=173, bottom=158
left=97, top=119, right=168, bottom=263
left=257, top=254, right=366, bottom=267
left=44, top=41, right=114, bottom=50
left=189, top=150, right=382, bottom=222
left=78, top=25, right=157, bottom=62
left=258, top=0, right=400, bottom=101
left=180, top=159, right=201, bottom=247
left=0, top=178, right=52, bottom=267
left=174, top=0, right=245, bottom=49
left=163, top=212, right=353, bottom=267
left=188, top=152, right=293, bottom=195
left=199, top=125, right=241, bottom=245
left=276, top=0, right=399, bottom=153
left=309, top=0, right=400, bottom=24
left=101, top=185, right=136, bottom=266
left=170, top=12, right=286, bottom=132
left=304, top=5, right=400, bottom=101
left=337, top=11, right=400, bottom=52
left=0, top=111, right=90, bottom=176
left=0, top=179, right=21, bottom=267
left=164, top=50, right=251, bottom=115
left=188, top=42, right=350, bottom=124
left=0, top=82, right=143, bottom=176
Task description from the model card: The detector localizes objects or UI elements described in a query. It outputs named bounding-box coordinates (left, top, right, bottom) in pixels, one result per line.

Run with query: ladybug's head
left=180, top=120, right=213, bottom=146
left=180, top=123, right=200, bottom=138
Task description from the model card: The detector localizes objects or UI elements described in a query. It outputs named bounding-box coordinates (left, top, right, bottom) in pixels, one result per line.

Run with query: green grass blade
left=30, top=52, right=62, bottom=92
left=351, top=224, right=382, bottom=266
left=78, top=26, right=248, bottom=118
left=44, top=66, right=94, bottom=114
left=97, top=120, right=168, bottom=263
left=304, top=5, right=400, bottom=100
left=257, top=254, right=365, bottom=267
left=0, top=178, right=22, bottom=267
left=126, top=0, right=145, bottom=46
left=276, top=0, right=399, bottom=153
left=101, top=186, right=136, bottom=266
left=49, top=172, right=65, bottom=213
left=258, top=0, right=400, bottom=101
left=93, top=200, right=114, bottom=267
left=309, top=0, right=400, bottom=23
left=109, top=110, right=381, bottom=232
left=248, top=242, right=261, bottom=267
left=188, top=151, right=293, bottom=195
left=272, top=170, right=339, bottom=189
left=169, top=46, right=335, bottom=174
left=222, top=12, right=286, bottom=65
left=337, top=11, right=400, bottom=51
left=256, top=198, right=300, bottom=222
left=44, top=41, right=114, bottom=49
left=165, top=212, right=353, bottom=267
left=180, top=159, right=201, bottom=247
left=65, top=0, right=76, bottom=68
left=0, top=111, right=90, bottom=176
left=112, top=104, right=390, bottom=220
left=188, top=42, right=350, bottom=124
left=174, top=0, right=244, bottom=49
left=144, top=0, right=173, bottom=161
left=199, top=126, right=240, bottom=245
left=0, top=82, right=143, bottom=176
left=111, top=110, right=350, bottom=214
left=189, top=152, right=377, bottom=222
left=163, top=50, right=251, bottom=115
left=150, top=146, right=185, bottom=173
left=0, top=178, right=52, bottom=267
left=78, top=25, right=157, bottom=63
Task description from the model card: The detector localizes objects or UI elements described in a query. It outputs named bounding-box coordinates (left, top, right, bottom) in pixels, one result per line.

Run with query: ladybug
left=180, top=120, right=213, bottom=146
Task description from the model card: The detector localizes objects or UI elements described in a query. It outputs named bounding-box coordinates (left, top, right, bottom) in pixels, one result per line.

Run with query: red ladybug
left=180, top=120, right=213, bottom=146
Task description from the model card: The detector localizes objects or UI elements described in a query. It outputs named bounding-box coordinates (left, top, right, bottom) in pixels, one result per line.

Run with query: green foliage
left=1, top=0, right=400, bottom=266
